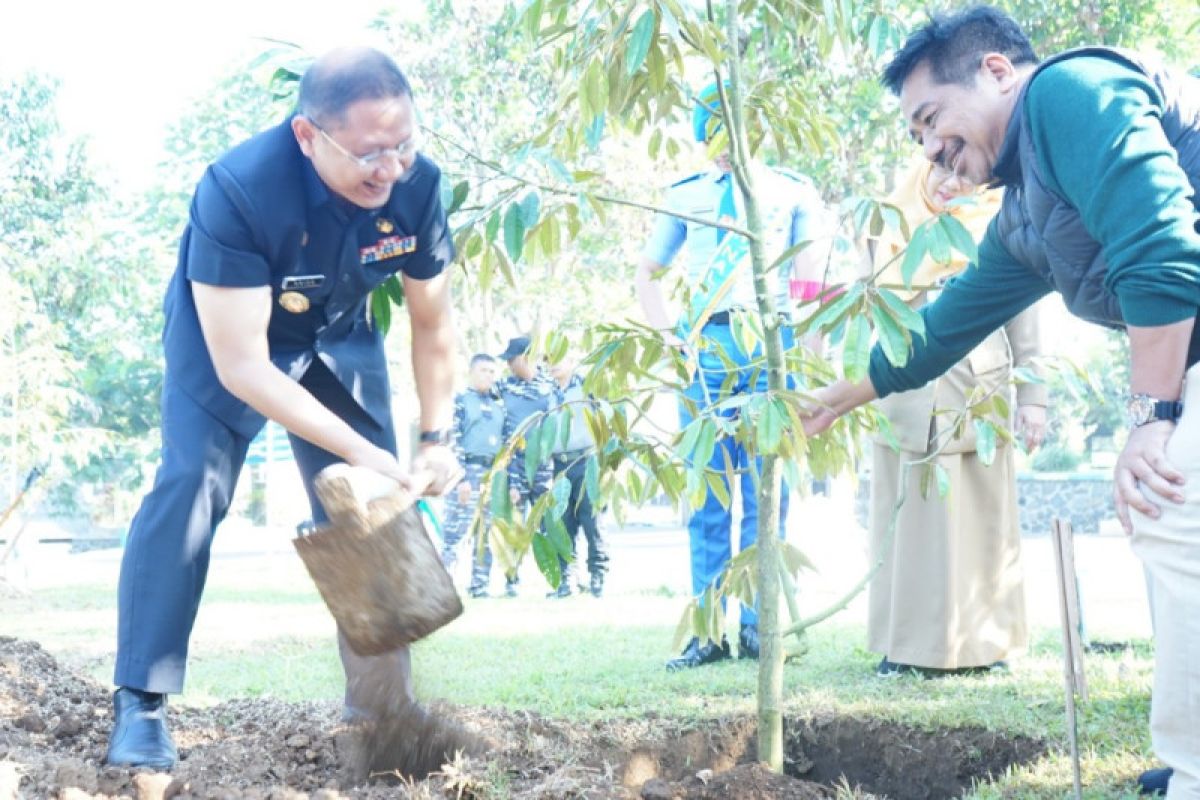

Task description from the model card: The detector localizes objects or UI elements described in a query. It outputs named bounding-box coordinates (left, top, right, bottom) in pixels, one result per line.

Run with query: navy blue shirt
left=162, top=117, right=454, bottom=438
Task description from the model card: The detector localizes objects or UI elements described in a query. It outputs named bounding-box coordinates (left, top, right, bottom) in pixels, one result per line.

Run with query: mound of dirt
left=0, top=637, right=1044, bottom=799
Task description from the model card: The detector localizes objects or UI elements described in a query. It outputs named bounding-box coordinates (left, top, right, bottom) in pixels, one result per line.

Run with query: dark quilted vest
left=992, top=47, right=1200, bottom=329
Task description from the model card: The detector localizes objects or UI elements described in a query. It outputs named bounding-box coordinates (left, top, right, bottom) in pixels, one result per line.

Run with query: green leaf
left=871, top=305, right=911, bottom=368
left=704, top=471, right=730, bottom=509
left=531, top=532, right=561, bottom=588
left=673, top=602, right=697, bottom=650
left=992, top=393, right=1011, bottom=421
left=694, top=420, right=717, bottom=471
left=446, top=180, right=469, bottom=215
left=973, top=418, right=998, bottom=466
left=898, top=225, right=928, bottom=288
left=550, top=474, right=571, bottom=519
left=935, top=463, right=951, bottom=498
left=503, top=202, right=525, bottom=261
left=939, top=213, right=980, bottom=263
left=584, top=453, right=601, bottom=505
left=520, top=191, right=541, bottom=228
left=490, top=469, right=511, bottom=522
left=841, top=313, right=871, bottom=382
left=756, top=399, right=784, bottom=455
left=625, top=10, right=656, bottom=76
left=927, top=221, right=952, bottom=264
left=780, top=542, right=815, bottom=575
left=876, top=288, right=925, bottom=338
left=369, top=286, right=392, bottom=335
left=545, top=516, right=573, bottom=560
left=524, top=430, right=541, bottom=487
left=805, top=282, right=863, bottom=331
left=767, top=239, right=813, bottom=272
left=485, top=209, right=501, bottom=245
left=380, top=274, right=404, bottom=307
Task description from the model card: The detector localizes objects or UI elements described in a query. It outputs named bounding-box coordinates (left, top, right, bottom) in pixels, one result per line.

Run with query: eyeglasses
left=309, top=119, right=421, bottom=172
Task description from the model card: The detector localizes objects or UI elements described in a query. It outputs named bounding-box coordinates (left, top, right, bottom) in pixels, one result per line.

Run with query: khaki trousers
left=1131, top=362, right=1200, bottom=799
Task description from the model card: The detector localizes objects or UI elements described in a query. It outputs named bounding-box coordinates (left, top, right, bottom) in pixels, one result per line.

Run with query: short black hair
left=882, top=5, right=1038, bottom=95
left=469, top=353, right=496, bottom=367
left=298, top=47, right=412, bottom=128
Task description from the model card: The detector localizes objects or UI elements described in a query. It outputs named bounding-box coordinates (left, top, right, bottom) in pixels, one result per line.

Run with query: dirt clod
left=132, top=771, right=173, bottom=800
left=15, top=713, right=45, bottom=733
left=641, top=777, right=676, bottom=799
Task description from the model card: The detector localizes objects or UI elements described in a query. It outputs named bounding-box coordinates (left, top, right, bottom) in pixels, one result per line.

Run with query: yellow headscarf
left=870, top=158, right=1003, bottom=301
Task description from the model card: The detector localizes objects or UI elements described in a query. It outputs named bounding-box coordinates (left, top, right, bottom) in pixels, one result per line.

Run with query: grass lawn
left=0, top=570, right=1157, bottom=799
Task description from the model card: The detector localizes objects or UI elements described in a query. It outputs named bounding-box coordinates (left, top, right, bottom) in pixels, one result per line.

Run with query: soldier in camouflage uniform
left=496, top=336, right=558, bottom=597
left=440, top=353, right=506, bottom=598
left=548, top=356, right=609, bottom=598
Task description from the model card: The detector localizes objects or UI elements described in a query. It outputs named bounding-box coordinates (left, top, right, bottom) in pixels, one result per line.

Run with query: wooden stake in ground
left=1051, top=517, right=1087, bottom=800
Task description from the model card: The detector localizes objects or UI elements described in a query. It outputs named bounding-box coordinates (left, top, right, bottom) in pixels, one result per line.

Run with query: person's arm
left=636, top=257, right=682, bottom=345
left=1026, top=58, right=1200, bottom=528
left=803, top=229, right=1050, bottom=435
left=1003, top=304, right=1048, bottom=451
left=192, top=282, right=412, bottom=485
left=1114, top=319, right=1192, bottom=531
left=636, top=201, right=687, bottom=345
left=404, top=270, right=461, bottom=495
left=788, top=183, right=832, bottom=354
left=869, top=226, right=1051, bottom=396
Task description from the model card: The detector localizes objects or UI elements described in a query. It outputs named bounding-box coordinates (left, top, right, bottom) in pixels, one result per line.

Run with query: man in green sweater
left=802, top=7, right=1200, bottom=797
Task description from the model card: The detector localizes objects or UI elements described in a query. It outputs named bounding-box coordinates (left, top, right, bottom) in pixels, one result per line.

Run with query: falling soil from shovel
left=297, top=464, right=485, bottom=781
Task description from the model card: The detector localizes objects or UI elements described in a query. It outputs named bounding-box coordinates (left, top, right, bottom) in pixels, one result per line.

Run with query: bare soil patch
left=0, top=637, right=1044, bottom=799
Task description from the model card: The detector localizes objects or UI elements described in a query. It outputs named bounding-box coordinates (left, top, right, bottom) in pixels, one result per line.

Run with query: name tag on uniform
left=360, top=235, right=417, bottom=265
left=281, top=274, right=325, bottom=290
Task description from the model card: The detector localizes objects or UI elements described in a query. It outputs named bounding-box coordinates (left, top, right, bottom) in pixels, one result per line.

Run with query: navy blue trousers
left=679, top=322, right=791, bottom=628
left=115, top=360, right=410, bottom=705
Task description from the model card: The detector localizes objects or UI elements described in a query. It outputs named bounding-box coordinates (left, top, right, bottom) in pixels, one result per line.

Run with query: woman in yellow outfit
left=865, top=159, right=1048, bottom=676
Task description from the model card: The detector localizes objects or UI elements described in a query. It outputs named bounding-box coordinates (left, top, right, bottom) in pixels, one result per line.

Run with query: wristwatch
left=418, top=428, right=452, bottom=446
left=1125, top=394, right=1184, bottom=428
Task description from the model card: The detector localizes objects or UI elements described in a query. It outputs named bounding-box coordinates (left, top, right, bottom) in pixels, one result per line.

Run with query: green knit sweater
left=870, top=55, right=1200, bottom=397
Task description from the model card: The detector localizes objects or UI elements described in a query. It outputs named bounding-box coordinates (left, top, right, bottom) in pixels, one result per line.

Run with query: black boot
left=589, top=573, right=604, bottom=598
left=1137, top=767, right=1172, bottom=796
left=105, top=688, right=177, bottom=770
left=738, top=624, right=760, bottom=660
left=665, top=637, right=731, bottom=671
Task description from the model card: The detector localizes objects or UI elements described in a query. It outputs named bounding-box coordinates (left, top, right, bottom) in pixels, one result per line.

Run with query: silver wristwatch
left=1125, top=393, right=1184, bottom=428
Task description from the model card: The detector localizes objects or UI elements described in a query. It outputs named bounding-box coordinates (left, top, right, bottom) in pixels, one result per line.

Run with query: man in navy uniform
left=440, top=353, right=506, bottom=597
left=636, top=84, right=828, bottom=670
left=105, top=47, right=459, bottom=769
left=495, top=335, right=558, bottom=596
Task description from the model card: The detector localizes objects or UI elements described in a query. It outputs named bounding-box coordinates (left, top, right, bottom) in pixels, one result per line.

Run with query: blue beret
left=691, top=81, right=727, bottom=143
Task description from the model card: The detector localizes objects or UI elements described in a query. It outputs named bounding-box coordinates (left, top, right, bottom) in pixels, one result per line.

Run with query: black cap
left=498, top=335, right=532, bottom=361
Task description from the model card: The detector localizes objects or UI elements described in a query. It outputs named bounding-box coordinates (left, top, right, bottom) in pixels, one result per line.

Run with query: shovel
left=294, top=464, right=463, bottom=656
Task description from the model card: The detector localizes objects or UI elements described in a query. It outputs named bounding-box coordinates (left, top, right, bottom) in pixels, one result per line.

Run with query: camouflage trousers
left=440, top=461, right=498, bottom=593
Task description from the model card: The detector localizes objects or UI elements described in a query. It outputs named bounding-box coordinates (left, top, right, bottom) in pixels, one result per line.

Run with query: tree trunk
left=723, top=0, right=786, bottom=772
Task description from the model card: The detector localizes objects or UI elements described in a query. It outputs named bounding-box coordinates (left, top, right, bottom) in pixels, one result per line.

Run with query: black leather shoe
left=876, top=657, right=919, bottom=677
left=105, top=687, right=177, bottom=770
left=738, top=624, right=760, bottom=660
left=666, top=637, right=731, bottom=671
left=1138, top=767, right=1172, bottom=796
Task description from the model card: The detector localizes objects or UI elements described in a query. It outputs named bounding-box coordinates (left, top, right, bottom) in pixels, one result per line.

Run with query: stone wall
left=854, top=471, right=1115, bottom=535
left=1015, top=472, right=1114, bottom=535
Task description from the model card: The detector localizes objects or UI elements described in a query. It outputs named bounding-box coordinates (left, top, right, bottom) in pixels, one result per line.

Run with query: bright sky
left=1, top=0, right=393, bottom=192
